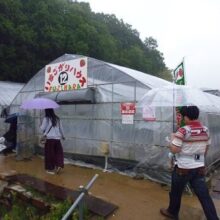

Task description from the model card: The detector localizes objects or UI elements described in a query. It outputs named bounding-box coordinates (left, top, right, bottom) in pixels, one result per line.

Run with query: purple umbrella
left=20, top=97, right=60, bottom=109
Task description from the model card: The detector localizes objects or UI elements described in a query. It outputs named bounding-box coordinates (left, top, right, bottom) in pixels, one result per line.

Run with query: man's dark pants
left=168, top=166, right=219, bottom=220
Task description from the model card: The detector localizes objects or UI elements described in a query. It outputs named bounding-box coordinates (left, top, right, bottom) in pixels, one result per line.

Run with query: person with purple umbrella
left=40, top=108, right=65, bottom=175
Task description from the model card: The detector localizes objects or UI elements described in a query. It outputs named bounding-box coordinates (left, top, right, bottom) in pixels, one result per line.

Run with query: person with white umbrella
left=40, top=108, right=65, bottom=175
left=160, top=106, right=219, bottom=220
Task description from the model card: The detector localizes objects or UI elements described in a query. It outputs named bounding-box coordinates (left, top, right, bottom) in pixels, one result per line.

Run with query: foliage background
left=0, top=0, right=172, bottom=82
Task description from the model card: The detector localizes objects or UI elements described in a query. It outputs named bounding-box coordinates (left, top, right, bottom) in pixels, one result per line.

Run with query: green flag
left=174, top=61, right=185, bottom=128
left=174, top=62, right=185, bottom=85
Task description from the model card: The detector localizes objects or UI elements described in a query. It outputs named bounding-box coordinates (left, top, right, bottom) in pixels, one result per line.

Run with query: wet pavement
left=0, top=153, right=220, bottom=220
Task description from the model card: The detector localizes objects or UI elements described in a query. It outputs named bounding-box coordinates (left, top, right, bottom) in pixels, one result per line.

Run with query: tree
left=144, top=36, right=158, bottom=50
left=0, top=0, right=170, bottom=82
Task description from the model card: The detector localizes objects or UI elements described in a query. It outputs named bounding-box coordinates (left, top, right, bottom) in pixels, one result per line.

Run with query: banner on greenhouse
left=44, top=57, right=88, bottom=92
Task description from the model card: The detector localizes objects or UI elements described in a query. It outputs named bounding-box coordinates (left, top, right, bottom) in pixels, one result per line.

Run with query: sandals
left=56, top=167, right=62, bottom=174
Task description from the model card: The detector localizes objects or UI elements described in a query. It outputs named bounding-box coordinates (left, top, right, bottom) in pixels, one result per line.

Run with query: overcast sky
left=79, top=0, right=220, bottom=90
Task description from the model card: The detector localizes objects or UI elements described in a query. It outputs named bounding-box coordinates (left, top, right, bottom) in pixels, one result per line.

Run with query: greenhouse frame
left=9, top=54, right=220, bottom=184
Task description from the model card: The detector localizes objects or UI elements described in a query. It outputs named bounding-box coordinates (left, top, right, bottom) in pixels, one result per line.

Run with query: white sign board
left=122, top=115, right=134, bottom=124
left=44, top=58, right=88, bottom=92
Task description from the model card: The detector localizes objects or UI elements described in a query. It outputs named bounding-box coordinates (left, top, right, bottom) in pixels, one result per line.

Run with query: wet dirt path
left=0, top=154, right=219, bottom=220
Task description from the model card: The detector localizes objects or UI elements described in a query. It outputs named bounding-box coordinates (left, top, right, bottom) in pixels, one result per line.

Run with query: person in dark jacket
left=1, top=119, right=17, bottom=155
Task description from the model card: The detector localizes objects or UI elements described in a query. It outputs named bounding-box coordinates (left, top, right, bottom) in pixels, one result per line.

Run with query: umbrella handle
left=39, top=110, right=44, bottom=124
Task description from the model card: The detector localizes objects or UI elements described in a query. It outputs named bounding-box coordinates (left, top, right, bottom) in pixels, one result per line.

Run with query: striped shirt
left=172, top=121, right=210, bottom=169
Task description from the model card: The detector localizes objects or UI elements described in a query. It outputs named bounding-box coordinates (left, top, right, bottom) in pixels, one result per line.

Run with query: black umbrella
left=5, top=113, right=18, bottom=123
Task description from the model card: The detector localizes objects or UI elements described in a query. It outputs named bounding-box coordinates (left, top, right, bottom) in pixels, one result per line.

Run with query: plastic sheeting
left=0, top=81, right=24, bottom=107
left=0, top=81, right=24, bottom=136
left=9, top=54, right=220, bottom=184
left=37, top=88, right=95, bottom=104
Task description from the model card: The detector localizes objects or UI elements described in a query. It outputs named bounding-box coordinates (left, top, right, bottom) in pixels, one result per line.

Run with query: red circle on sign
left=80, top=59, right=85, bottom=67
left=47, top=66, right=51, bottom=73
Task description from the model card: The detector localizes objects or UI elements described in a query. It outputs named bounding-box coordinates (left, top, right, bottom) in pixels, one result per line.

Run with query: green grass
left=0, top=188, right=103, bottom=220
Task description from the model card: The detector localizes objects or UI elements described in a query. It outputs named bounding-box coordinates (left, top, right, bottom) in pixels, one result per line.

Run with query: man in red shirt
left=160, top=106, right=219, bottom=220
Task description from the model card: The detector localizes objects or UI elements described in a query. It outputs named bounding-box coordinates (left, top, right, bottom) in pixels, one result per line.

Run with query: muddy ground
left=0, top=154, right=219, bottom=220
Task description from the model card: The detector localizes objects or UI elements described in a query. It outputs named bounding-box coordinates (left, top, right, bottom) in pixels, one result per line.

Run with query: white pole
left=103, top=155, right=108, bottom=172
left=61, top=174, right=99, bottom=220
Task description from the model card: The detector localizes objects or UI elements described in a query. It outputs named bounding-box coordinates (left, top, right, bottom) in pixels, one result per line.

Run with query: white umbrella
left=139, top=85, right=220, bottom=112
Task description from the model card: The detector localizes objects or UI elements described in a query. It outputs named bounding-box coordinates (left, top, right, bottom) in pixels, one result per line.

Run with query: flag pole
left=183, top=56, right=186, bottom=85
left=173, top=58, right=185, bottom=132
left=172, top=70, right=175, bottom=132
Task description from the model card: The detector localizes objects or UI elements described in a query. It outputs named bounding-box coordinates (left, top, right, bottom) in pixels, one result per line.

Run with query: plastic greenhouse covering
left=0, top=81, right=24, bottom=108
left=8, top=54, right=220, bottom=184
left=0, top=81, right=24, bottom=136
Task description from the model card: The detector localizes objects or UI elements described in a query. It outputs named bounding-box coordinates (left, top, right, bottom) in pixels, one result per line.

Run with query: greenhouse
left=9, top=54, right=220, bottom=184
left=0, top=81, right=24, bottom=135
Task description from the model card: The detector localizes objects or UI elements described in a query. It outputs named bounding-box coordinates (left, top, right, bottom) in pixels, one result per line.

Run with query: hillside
left=0, top=0, right=172, bottom=82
